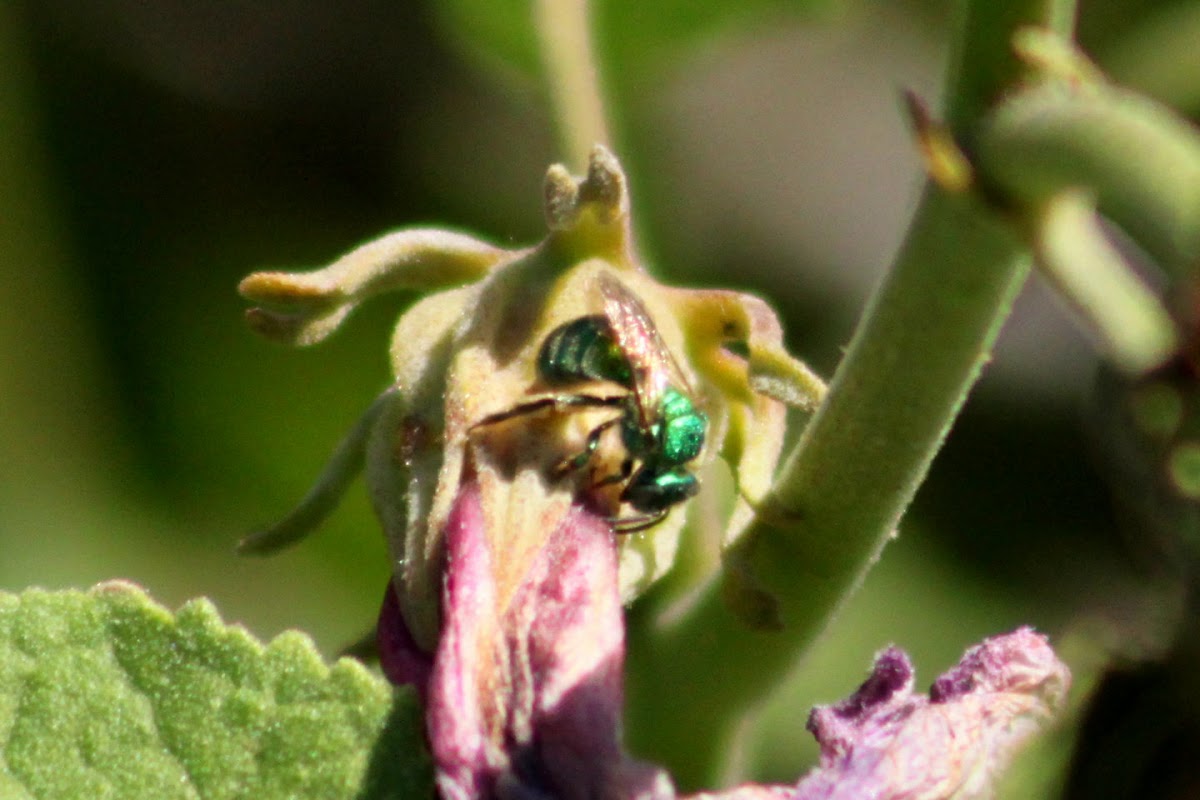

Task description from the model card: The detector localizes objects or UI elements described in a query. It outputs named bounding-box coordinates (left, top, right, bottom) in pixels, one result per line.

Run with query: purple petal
left=822, top=646, right=914, bottom=723
left=684, top=630, right=1068, bottom=800
left=427, top=482, right=498, bottom=800
left=792, top=627, right=1070, bottom=800
left=687, top=785, right=795, bottom=800
left=376, top=581, right=433, bottom=698
left=929, top=626, right=1069, bottom=705
left=427, top=481, right=672, bottom=800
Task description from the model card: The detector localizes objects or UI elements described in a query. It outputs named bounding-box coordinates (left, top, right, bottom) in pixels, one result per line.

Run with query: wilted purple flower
left=792, top=627, right=1070, bottom=800
left=418, top=480, right=672, bottom=800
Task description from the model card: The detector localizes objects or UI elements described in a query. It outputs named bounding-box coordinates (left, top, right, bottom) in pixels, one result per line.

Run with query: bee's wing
left=597, top=273, right=693, bottom=427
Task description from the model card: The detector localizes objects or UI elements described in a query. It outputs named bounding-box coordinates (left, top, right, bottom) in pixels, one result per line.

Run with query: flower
left=681, top=628, right=1070, bottom=800
left=238, top=146, right=824, bottom=653
left=792, top=627, right=1070, bottom=800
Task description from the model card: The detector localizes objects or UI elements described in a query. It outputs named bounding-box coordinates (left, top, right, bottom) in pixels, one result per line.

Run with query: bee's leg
left=609, top=507, right=669, bottom=534
left=471, top=393, right=624, bottom=430
left=593, top=456, right=634, bottom=488
left=552, top=414, right=623, bottom=477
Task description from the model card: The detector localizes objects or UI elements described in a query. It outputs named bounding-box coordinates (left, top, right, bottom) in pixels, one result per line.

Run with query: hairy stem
left=625, top=0, right=1077, bottom=787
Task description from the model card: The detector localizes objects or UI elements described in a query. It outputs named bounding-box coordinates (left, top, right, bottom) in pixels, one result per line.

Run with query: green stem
left=625, top=0, right=1076, bottom=788
left=628, top=188, right=1030, bottom=787
left=534, top=0, right=611, bottom=170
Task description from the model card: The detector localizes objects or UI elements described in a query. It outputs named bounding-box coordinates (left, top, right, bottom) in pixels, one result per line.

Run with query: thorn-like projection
left=902, top=89, right=974, bottom=194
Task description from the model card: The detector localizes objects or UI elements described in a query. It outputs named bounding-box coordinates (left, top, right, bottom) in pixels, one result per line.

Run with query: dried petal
left=424, top=480, right=671, bottom=800
left=680, top=629, right=1069, bottom=800
left=793, top=627, right=1070, bottom=800
left=688, top=786, right=794, bottom=800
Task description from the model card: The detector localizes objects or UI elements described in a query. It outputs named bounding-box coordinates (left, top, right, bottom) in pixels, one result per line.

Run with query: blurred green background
left=4, top=0, right=1199, bottom=791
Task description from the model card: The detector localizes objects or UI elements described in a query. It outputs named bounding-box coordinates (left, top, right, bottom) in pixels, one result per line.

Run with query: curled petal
left=682, top=629, right=1069, bottom=800
left=793, top=627, right=1070, bottom=800
left=425, top=481, right=671, bottom=800
left=668, top=286, right=825, bottom=546
left=929, top=626, right=1071, bottom=707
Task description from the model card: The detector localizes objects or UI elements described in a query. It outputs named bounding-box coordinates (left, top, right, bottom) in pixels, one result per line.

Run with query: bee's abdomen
left=538, top=315, right=633, bottom=387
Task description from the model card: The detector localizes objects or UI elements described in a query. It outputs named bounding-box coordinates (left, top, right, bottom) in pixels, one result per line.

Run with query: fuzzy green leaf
left=0, top=582, right=430, bottom=800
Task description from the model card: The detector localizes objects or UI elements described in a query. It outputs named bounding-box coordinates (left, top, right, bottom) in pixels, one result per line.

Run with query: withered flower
left=687, top=628, right=1070, bottom=800
left=793, top=627, right=1070, bottom=800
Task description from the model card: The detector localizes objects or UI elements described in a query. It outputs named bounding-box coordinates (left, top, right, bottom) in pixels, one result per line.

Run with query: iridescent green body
left=472, top=281, right=700, bottom=532
left=472, top=279, right=709, bottom=532
left=534, top=311, right=707, bottom=531
left=539, top=315, right=632, bottom=386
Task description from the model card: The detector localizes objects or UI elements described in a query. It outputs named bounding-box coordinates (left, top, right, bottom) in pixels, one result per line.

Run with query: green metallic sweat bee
left=474, top=274, right=708, bottom=533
